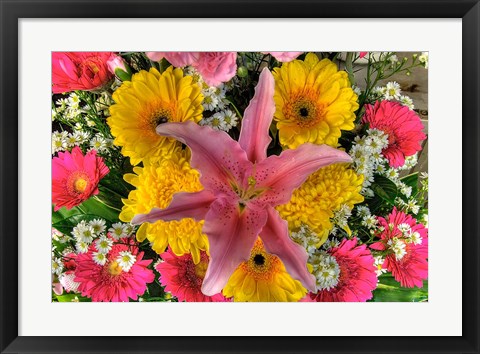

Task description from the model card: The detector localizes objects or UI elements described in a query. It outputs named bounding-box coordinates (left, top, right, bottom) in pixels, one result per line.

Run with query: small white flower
left=418, top=52, right=429, bottom=69
left=397, top=223, right=411, bottom=235
left=407, top=199, right=420, bottom=214
left=92, top=251, right=108, bottom=266
left=387, top=238, right=407, bottom=260
left=309, top=250, right=341, bottom=291
left=52, top=258, right=64, bottom=276
left=52, top=131, right=69, bottom=154
left=322, top=237, right=340, bottom=251
left=116, top=251, right=136, bottom=272
left=95, top=236, right=113, bottom=254
left=76, top=241, right=89, bottom=254
left=373, top=256, right=387, bottom=277
left=352, top=85, right=362, bottom=96
left=76, top=225, right=95, bottom=243
left=67, top=93, right=81, bottom=109
left=71, top=296, right=80, bottom=302
left=399, top=95, right=414, bottom=110
left=389, top=54, right=399, bottom=64
left=56, top=98, right=69, bottom=112
left=90, top=135, right=108, bottom=152
left=109, top=223, right=128, bottom=240
left=202, top=89, right=219, bottom=111
left=89, top=218, right=107, bottom=235
left=407, top=231, right=422, bottom=245
left=384, top=81, right=401, bottom=100
left=356, top=205, right=371, bottom=218
left=221, top=109, right=238, bottom=130
left=361, top=215, right=378, bottom=229
left=290, top=225, right=321, bottom=256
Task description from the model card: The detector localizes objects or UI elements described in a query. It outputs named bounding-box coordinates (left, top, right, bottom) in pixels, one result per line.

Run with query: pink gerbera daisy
left=74, top=238, right=154, bottom=302
left=156, top=249, right=228, bottom=302
left=52, top=146, right=109, bottom=211
left=309, top=238, right=377, bottom=302
left=362, top=100, right=426, bottom=168
left=371, top=207, right=428, bottom=288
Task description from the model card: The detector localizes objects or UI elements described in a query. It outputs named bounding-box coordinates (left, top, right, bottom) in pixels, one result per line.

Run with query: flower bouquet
left=51, top=51, right=428, bottom=302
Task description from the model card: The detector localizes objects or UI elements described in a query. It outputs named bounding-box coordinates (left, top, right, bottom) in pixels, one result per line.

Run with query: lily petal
left=131, top=190, right=215, bottom=225
left=238, top=68, right=275, bottom=163
left=157, top=121, right=252, bottom=195
left=254, top=143, right=352, bottom=206
left=260, top=207, right=316, bottom=292
left=201, top=198, right=268, bottom=296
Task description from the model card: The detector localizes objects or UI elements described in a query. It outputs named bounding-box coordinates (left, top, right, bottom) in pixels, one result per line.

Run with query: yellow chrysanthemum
left=108, top=67, right=203, bottom=165
left=276, top=163, right=364, bottom=246
left=223, top=239, right=306, bottom=302
left=273, top=53, right=359, bottom=149
left=119, top=148, right=208, bottom=264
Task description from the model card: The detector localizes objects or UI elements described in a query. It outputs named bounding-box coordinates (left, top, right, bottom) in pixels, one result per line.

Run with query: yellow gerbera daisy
left=273, top=53, right=359, bottom=149
left=223, top=238, right=306, bottom=302
left=276, top=163, right=364, bottom=246
left=119, top=148, right=208, bottom=264
left=108, top=67, right=203, bottom=165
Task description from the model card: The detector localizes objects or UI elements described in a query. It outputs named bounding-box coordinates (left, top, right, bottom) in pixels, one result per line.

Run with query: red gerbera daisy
left=74, top=238, right=155, bottom=302
left=52, top=146, right=109, bottom=211
left=371, top=207, right=428, bottom=288
left=362, top=100, right=426, bottom=168
left=309, top=238, right=377, bottom=302
left=156, top=249, right=228, bottom=302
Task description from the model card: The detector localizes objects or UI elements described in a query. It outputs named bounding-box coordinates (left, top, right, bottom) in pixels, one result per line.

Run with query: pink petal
left=131, top=190, right=215, bottom=225
left=201, top=198, right=268, bottom=296
left=260, top=207, right=316, bottom=292
left=156, top=121, right=252, bottom=194
left=238, top=68, right=275, bottom=163
left=254, top=143, right=352, bottom=206
left=145, top=52, right=165, bottom=61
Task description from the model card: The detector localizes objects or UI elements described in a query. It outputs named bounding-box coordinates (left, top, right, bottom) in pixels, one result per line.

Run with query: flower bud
left=237, top=66, right=248, bottom=78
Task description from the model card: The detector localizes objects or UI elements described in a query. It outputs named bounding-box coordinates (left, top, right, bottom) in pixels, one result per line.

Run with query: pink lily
left=132, top=68, right=352, bottom=296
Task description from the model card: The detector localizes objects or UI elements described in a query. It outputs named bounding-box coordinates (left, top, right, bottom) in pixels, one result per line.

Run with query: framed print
left=1, top=0, right=479, bottom=353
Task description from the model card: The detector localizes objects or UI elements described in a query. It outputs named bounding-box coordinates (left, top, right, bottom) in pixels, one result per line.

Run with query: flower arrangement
left=51, top=51, right=428, bottom=302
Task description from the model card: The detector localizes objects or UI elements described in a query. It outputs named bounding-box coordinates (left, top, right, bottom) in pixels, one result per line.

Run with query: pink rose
left=52, top=52, right=114, bottom=93
left=145, top=51, right=237, bottom=87
left=145, top=52, right=199, bottom=67
left=106, top=54, right=128, bottom=74
left=264, top=51, right=303, bottom=62
left=194, top=52, right=237, bottom=87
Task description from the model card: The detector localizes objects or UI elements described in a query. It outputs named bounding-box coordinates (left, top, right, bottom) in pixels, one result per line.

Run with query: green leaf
left=371, top=175, right=398, bottom=205
left=370, top=274, right=428, bottom=302
left=52, top=197, right=120, bottom=235
left=54, top=293, right=91, bottom=302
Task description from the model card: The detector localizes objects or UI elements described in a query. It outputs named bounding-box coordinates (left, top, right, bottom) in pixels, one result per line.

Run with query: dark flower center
left=299, top=107, right=309, bottom=117
left=253, top=254, right=265, bottom=266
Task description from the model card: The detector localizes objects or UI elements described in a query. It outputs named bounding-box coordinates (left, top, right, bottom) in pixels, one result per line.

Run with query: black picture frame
left=1, top=1, right=478, bottom=353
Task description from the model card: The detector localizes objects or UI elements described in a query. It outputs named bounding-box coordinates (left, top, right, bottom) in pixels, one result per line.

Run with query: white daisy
left=309, top=251, right=341, bottom=291
left=116, top=251, right=136, bottom=272
left=52, top=257, right=64, bottom=276
left=387, top=238, right=407, bottom=260
left=52, top=131, right=68, bottom=154
left=92, top=251, right=108, bottom=266
left=373, top=256, right=387, bottom=277
left=89, top=218, right=106, bottom=235
left=418, top=52, right=429, bottom=69
left=109, top=223, right=128, bottom=240
left=95, top=236, right=113, bottom=254
left=76, top=241, right=89, bottom=254
left=399, top=95, right=414, bottom=110
left=384, top=81, right=401, bottom=100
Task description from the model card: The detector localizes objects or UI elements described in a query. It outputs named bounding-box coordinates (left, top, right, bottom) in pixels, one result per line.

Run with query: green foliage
left=371, top=274, right=428, bottom=302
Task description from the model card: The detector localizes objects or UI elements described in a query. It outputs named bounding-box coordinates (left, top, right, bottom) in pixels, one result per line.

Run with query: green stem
left=93, top=195, right=122, bottom=212
left=345, top=52, right=355, bottom=85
